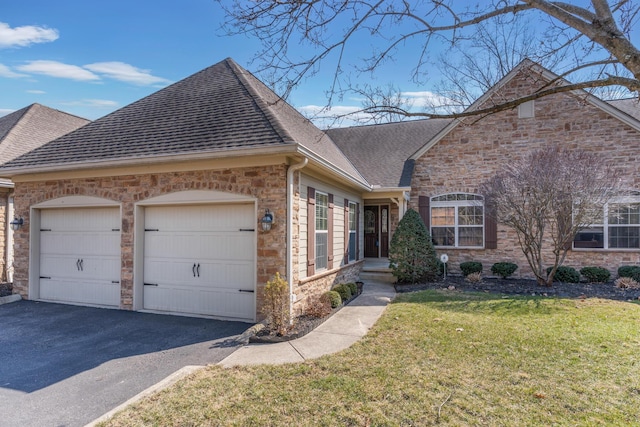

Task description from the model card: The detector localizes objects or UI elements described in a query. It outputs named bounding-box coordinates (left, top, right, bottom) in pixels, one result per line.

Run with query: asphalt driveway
left=0, top=300, right=249, bottom=427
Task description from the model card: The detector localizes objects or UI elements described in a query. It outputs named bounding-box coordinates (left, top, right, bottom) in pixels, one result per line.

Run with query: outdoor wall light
left=10, top=217, right=23, bottom=231
left=261, top=209, right=274, bottom=232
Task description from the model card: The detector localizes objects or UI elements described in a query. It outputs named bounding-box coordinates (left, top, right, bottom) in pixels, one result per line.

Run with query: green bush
left=546, top=266, right=580, bottom=283
left=332, top=284, right=352, bottom=302
left=388, top=209, right=439, bottom=283
left=491, top=262, right=518, bottom=279
left=618, top=266, right=640, bottom=279
left=580, top=266, right=611, bottom=283
left=324, top=290, right=342, bottom=308
left=460, top=261, right=483, bottom=277
left=346, top=282, right=358, bottom=296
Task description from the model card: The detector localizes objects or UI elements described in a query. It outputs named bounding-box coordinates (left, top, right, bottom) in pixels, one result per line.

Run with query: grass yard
left=102, top=290, right=640, bottom=426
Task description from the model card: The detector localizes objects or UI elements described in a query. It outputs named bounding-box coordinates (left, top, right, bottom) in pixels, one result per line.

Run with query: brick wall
left=411, top=68, right=640, bottom=279
left=12, top=165, right=288, bottom=317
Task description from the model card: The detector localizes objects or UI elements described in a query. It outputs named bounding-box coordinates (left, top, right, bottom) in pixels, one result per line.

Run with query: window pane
left=608, top=226, right=640, bottom=249
left=382, top=208, right=388, bottom=233
left=431, top=207, right=454, bottom=226
left=364, top=209, right=376, bottom=233
left=316, top=232, right=328, bottom=269
left=316, top=193, right=328, bottom=231
left=348, top=231, right=356, bottom=261
left=609, top=203, right=640, bottom=225
left=431, top=227, right=454, bottom=246
left=458, top=206, right=483, bottom=226
left=573, top=227, right=604, bottom=249
left=349, top=203, right=356, bottom=230
left=459, top=227, right=483, bottom=247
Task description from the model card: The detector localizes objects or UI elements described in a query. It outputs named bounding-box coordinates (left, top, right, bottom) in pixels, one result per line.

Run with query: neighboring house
left=0, top=58, right=638, bottom=322
left=0, top=105, right=89, bottom=281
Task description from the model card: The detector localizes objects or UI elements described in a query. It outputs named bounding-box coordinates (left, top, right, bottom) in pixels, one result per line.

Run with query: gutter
left=287, top=157, right=308, bottom=321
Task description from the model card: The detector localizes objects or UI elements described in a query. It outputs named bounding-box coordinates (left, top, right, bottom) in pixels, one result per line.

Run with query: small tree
left=481, top=144, right=622, bottom=286
left=263, top=272, right=290, bottom=335
left=388, top=208, right=439, bottom=283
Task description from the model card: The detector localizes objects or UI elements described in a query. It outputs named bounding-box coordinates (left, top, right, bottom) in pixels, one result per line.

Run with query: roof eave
left=297, top=145, right=371, bottom=192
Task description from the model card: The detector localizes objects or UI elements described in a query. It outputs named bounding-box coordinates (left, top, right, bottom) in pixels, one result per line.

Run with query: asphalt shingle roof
left=327, top=118, right=451, bottom=187
left=0, top=104, right=88, bottom=166
left=0, top=58, right=366, bottom=184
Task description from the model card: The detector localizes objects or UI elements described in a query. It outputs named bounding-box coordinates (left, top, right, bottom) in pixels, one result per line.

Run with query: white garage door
left=143, top=203, right=256, bottom=320
left=39, top=208, right=121, bottom=307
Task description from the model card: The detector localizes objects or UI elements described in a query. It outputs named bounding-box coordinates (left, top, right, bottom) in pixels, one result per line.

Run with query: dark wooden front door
left=364, top=205, right=389, bottom=258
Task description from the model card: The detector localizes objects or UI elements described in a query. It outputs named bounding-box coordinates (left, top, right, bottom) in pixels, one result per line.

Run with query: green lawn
left=102, top=291, right=640, bottom=426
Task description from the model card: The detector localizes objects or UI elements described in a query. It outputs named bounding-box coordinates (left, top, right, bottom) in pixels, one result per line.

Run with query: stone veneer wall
left=293, top=260, right=364, bottom=316
left=411, top=69, right=640, bottom=279
left=11, top=165, right=288, bottom=317
left=0, top=191, right=8, bottom=281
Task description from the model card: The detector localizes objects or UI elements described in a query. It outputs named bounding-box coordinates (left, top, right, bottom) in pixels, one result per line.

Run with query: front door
left=364, top=205, right=390, bottom=258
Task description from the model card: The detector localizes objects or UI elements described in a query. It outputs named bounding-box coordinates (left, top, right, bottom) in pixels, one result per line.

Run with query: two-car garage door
left=37, top=203, right=256, bottom=321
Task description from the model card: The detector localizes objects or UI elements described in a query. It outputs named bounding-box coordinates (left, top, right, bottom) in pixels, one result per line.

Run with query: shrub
left=346, top=282, right=358, bottom=296
left=579, top=266, right=611, bottom=283
left=618, top=266, right=640, bottom=280
left=323, top=290, right=342, bottom=308
left=491, top=262, right=518, bottom=279
left=306, top=294, right=332, bottom=318
left=615, top=276, right=640, bottom=289
left=460, top=261, right=483, bottom=277
left=465, top=272, right=483, bottom=283
left=332, top=284, right=352, bottom=302
left=388, top=209, right=439, bottom=283
left=263, top=272, right=290, bottom=335
left=546, top=266, right=580, bottom=283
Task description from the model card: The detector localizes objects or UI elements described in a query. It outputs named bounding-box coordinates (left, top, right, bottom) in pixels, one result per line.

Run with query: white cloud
left=26, top=89, right=46, bottom=94
left=0, top=108, right=15, bottom=117
left=0, top=22, right=59, bottom=48
left=0, top=63, right=26, bottom=78
left=400, top=91, right=452, bottom=109
left=16, top=60, right=100, bottom=81
left=84, top=62, right=170, bottom=86
left=61, top=99, right=119, bottom=108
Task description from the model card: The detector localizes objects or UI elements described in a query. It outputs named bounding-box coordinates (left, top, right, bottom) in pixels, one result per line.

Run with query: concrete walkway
left=219, top=280, right=396, bottom=367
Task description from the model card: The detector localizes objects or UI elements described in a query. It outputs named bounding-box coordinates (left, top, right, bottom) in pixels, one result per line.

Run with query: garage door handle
left=239, top=289, right=255, bottom=293
left=80, top=259, right=84, bottom=271
left=197, top=263, right=200, bottom=277
left=192, top=263, right=196, bottom=277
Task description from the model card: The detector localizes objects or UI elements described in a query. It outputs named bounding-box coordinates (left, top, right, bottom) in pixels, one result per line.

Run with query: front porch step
left=359, top=270, right=396, bottom=284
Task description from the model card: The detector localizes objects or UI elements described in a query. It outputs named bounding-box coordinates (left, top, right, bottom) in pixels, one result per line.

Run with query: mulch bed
left=0, top=283, right=12, bottom=298
left=250, top=285, right=363, bottom=343
left=395, top=276, right=640, bottom=301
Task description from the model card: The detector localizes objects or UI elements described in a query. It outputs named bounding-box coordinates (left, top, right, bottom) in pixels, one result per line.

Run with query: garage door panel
left=145, top=232, right=254, bottom=261
left=41, top=208, right=119, bottom=231
left=41, top=232, right=120, bottom=257
left=143, top=204, right=256, bottom=320
left=39, top=279, right=120, bottom=307
left=143, top=286, right=253, bottom=319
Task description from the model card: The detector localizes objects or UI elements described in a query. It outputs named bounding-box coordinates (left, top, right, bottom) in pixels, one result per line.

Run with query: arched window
left=430, top=193, right=484, bottom=248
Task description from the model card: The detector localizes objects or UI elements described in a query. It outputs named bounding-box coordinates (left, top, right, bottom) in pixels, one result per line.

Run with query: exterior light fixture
left=10, top=217, right=23, bottom=231
left=261, top=209, right=274, bottom=232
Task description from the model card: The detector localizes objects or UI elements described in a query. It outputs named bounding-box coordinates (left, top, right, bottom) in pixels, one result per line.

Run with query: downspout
left=287, top=157, right=308, bottom=320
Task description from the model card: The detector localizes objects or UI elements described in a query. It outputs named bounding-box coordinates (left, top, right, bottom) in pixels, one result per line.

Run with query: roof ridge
left=0, top=104, right=33, bottom=142
left=225, top=58, right=296, bottom=144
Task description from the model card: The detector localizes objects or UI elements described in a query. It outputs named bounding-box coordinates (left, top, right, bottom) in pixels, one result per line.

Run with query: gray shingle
left=327, top=119, right=451, bottom=187
left=0, top=104, right=89, bottom=165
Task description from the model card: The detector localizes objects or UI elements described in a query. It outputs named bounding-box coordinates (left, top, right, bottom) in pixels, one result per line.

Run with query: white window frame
left=430, top=193, right=484, bottom=248
left=315, top=191, right=329, bottom=270
left=574, top=193, right=640, bottom=251
left=348, top=201, right=357, bottom=262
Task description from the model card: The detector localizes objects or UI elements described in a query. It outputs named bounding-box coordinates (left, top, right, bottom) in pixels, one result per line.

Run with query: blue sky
left=0, top=0, right=446, bottom=126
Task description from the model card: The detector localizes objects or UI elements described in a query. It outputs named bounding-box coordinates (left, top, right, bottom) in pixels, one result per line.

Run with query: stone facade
left=411, top=68, right=640, bottom=279
left=12, top=164, right=288, bottom=318
left=0, top=190, right=9, bottom=281
left=294, top=259, right=364, bottom=316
